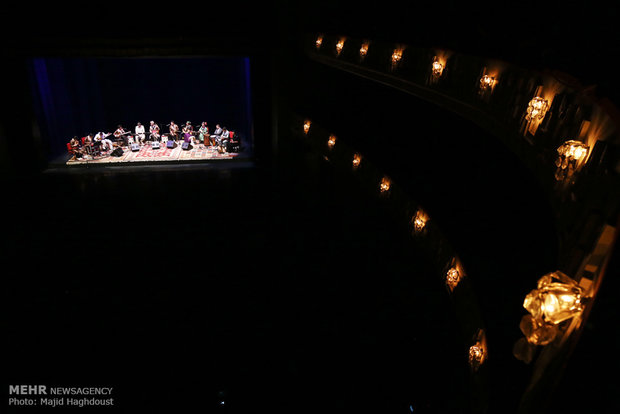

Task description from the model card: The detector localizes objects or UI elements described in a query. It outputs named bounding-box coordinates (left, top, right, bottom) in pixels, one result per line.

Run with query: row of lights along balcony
left=303, top=118, right=487, bottom=372
left=313, top=34, right=591, bottom=185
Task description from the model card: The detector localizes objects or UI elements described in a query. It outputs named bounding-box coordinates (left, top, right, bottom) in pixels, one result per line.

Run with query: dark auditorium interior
left=3, top=1, right=619, bottom=413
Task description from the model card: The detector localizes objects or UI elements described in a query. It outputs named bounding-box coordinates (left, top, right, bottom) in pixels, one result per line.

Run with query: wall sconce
left=379, top=176, right=391, bottom=193
left=391, top=47, right=404, bottom=68
left=352, top=153, right=362, bottom=169
left=411, top=209, right=429, bottom=234
left=315, top=35, right=323, bottom=49
left=468, top=329, right=487, bottom=372
left=445, top=266, right=462, bottom=292
left=359, top=41, right=369, bottom=60
left=431, top=58, right=444, bottom=78
left=554, top=140, right=589, bottom=181
left=479, top=74, right=496, bottom=91
left=526, top=96, right=549, bottom=122
left=303, top=120, right=311, bottom=134
left=523, top=270, right=585, bottom=325
left=327, top=134, right=337, bottom=149
left=514, top=270, right=586, bottom=363
left=335, top=37, right=346, bottom=56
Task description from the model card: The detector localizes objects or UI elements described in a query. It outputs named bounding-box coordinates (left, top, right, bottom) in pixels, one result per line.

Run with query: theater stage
left=65, top=142, right=239, bottom=166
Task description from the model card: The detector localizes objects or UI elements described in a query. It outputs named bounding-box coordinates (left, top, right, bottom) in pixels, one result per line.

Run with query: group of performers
left=68, top=120, right=236, bottom=159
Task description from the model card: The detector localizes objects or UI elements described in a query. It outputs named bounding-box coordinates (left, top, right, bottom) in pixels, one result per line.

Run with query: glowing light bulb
left=431, top=59, right=444, bottom=77
left=479, top=75, right=495, bottom=90
left=526, top=96, right=549, bottom=121
left=379, top=176, right=391, bottom=192
left=327, top=135, right=336, bottom=149
left=468, top=329, right=487, bottom=371
left=391, top=48, right=403, bottom=66
left=352, top=153, right=362, bottom=168
left=315, top=36, right=323, bottom=49
left=412, top=210, right=428, bottom=233
left=359, top=42, right=369, bottom=59
left=445, top=267, right=461, bottom=291
left=336, top=38, right=345, bottom=55
left=303, top=120, right=311, bottom=134
left=523, top=271, right=585, bottom=325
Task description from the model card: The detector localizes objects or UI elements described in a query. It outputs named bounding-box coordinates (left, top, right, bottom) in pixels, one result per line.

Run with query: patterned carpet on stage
left=66, top=142, right=238, bottom=165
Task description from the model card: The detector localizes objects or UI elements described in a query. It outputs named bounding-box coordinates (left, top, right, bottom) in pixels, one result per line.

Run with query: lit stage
left=66, top=142, right=239, bottom=166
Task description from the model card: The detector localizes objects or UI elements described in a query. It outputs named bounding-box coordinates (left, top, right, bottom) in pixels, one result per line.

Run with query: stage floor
left=66, top=142, right=238, bottom=166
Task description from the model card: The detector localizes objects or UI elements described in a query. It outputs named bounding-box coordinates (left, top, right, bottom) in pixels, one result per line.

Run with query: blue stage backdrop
left=28, top=56, right=253, bottom=160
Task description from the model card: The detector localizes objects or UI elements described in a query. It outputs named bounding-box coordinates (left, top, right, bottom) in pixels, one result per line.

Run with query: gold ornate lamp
left=411, top=209, right=429, bottom=233
left=554, top=140, right=589, bottom=181
left=352, top=153, right=362, bottom=169
left=327, top=134, right=337, bottom=149
left=335, top=37, right=346, bottom=56
left=468, top=329, right=488, bottom=372
left=523, top=271, right=585, bottom=325
left=359, top=41, right=369, bottom=60
left=479, top=74, right=496, bottom=91
left=315, top=35, right=323, bottom=49
left=391, top=47, right=404, bottom=68
left=526, top=96, right=549, bottom=122
left=431, top=58, right=444, bottom=78
left=303, top=120, right=311, bottom=135
left=379, top=176, right=391, bottom=193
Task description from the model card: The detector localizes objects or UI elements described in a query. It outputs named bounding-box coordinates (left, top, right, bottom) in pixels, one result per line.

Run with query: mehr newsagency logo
left=8, top=385, right=114, bottom=408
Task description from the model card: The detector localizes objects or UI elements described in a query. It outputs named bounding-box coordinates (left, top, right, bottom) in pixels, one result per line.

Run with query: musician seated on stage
left=218, top=127, right=230, bottom=151
left=69, top=136, right=84, bottom=158
left=114, top=125, right=129, bottom=145
left=94, top=131, right=114, bottom=152
left=149, top=121, right=160, bottom=141
left=169, top=121, right=180, bottom=142
left=135, top=122, right=146, bottom=144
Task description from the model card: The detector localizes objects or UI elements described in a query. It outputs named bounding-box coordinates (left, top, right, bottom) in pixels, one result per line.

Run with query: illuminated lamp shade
left=359, top=42, right=369, bottom=59
left=336, top=37, right=346, bottom=56
left=523, top=270, right=585, bottom=325
left=519, top=314, right=558, bottom=346
left=468, top=329, right=487, bottom=372
left=411, top=209, right=429, bottom=233
left=555, top=140, right=589, bottom=181
left=303, top=120, right=311, bottom=134
left=352, top=153, right=362, bottom=169
left=445, top=266, right=462, bottom=292
left=431, top=59, right=444, bottom=77
left=525, top=96, right=549, bottom=122
left=327, top=135, right=336, bottom=149
left=391, top=48, right=403, bottom=66
left=315, top=36, right=323, bottom=49
left=379, top=176, right=391, bottom=193
left=479, top=74, right=495, bottom=91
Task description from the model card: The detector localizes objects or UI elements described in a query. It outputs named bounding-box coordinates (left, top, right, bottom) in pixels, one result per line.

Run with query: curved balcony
left=277, top=32, right=620, bottom=414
